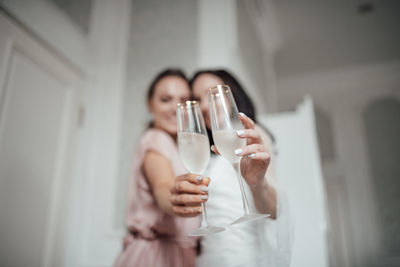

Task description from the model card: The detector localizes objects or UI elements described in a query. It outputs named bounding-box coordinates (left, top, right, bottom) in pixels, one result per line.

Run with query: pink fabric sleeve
left=140, top=129, right=177, bottom=161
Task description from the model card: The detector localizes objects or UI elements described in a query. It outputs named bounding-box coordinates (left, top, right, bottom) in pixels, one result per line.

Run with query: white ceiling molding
left=278, top=61, right=400, bottom=95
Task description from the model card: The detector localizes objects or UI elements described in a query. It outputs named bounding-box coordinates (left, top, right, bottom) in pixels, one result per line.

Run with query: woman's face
left=192, top=73, right=224, bottom=129
left=148, top=76, right=190, bottom=136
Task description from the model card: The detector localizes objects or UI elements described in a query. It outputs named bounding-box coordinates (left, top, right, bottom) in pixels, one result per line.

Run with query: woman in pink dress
left=114, top=69, right=206, bottom=267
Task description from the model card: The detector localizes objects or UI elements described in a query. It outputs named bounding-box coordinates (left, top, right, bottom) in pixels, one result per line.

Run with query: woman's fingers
left=236, top=129, right=261, bottom=142
left=170, top=174, right=210, bottom=216
left=171, top=180, right=209, bottom=194
left=237, top=114, right=264, bottom=147
left=172, top=205, right=203, bottom=217
left=235, top=144, right=270, bottom=161
left=175, top=173, right=209, bottom=185
left=246, top=152, right=271, bottom=161
left=238, top=112, right=255, bottom=129
left=170, top=194, right=208, bottom=206
left=173, top=173, right=210, bottom=190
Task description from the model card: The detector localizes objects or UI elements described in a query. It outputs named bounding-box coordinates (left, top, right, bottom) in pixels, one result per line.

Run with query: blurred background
left=0, top=0, right=399, bottom=266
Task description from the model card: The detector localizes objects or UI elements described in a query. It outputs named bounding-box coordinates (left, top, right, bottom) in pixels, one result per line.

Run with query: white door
left=0, top=11, right=82, bottom=267
left=259, top=97, right=329, bottom=267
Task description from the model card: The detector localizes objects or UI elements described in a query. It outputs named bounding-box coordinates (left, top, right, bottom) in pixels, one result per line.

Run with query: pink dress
left=114, top=128, right=199, bottom=267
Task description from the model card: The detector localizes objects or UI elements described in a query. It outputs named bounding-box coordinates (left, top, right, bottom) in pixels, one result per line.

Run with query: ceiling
left=274, top=0, right=400, bottom=78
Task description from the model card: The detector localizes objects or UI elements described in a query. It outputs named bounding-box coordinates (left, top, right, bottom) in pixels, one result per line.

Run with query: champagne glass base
left=230, top=214, right=270, bottom=226
left=188, top=225, right=225, bottom=236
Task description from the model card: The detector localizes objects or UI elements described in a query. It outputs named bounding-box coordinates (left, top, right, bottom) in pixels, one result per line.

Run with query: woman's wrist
left=249, top=176, right=268, bottom=193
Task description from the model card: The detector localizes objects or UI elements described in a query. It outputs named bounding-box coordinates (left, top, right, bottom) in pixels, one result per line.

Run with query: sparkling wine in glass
left=208, top=85, right=269, bottom=225
left=177, top=100, right=225, bottom=236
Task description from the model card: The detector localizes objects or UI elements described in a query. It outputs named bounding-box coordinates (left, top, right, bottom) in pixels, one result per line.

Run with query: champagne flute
left=208, top=85, right=269, bottom=225
left=177, top=101, right=225, bottom=236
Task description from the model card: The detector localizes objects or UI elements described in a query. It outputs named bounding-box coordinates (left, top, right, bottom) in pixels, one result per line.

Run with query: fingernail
left=200, top=195, right=208, bottom=200
left=237, top=130, right=244, bottom=136
left=235, top=148, right=243, bottom=155
left=196, top=175, right=203, bottom=181
left=249, top=153, right=255, bottom=158
left=200, top=186, right=208, bottom=192
left=198, top=208, right=202, bottom=213
left=239, top=112, right=246, bottom=117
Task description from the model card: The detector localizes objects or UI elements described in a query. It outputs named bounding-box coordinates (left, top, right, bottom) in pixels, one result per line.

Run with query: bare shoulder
left=141, top=128, right=173, bottom=144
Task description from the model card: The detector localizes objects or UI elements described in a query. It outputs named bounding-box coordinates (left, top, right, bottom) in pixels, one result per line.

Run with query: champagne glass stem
left=232, top=162, right=250, bottom=215
left=200, top=202, right=209, bottom=227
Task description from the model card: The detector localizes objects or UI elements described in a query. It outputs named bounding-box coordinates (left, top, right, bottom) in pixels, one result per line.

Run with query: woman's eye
left=161, top=97, right=170, bottom=102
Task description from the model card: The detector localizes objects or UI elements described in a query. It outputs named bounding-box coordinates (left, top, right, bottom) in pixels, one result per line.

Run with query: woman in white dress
left=170, top=70, right=293, bottom=266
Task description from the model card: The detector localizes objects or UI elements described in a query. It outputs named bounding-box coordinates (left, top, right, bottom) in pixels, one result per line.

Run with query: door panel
left=0, top=12, right=82, bottom=267
left=259, top=97, right=329, bottom=267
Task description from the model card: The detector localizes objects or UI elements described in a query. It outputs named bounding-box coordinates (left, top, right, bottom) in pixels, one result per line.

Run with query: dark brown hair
left=147, top=68, right=189, bottom=102
left=191, top=69, right=275, bottom=143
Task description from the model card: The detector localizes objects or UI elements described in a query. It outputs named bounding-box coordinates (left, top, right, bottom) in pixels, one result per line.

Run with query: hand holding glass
left=208, top=85, right=269, bottom=225
left=177, top=101, right=225, bottom=236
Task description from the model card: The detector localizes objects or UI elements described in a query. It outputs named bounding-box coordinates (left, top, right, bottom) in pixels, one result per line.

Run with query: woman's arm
left=143, top=151, right=208, bottom=216
left=249, top=177, right=277, bottom=219
left=143, top=151, right=176, bottom=215
left=228, top=114, right=277, bottom=218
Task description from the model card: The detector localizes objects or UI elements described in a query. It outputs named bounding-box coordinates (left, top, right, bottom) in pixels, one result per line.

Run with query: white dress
left=197, top=155, right=293, bottom=267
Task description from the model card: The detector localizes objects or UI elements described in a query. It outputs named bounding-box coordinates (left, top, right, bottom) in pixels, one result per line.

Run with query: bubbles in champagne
left=213, top=129, right=246, bottom=163
left=178, top=132, right=210, bottom=173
